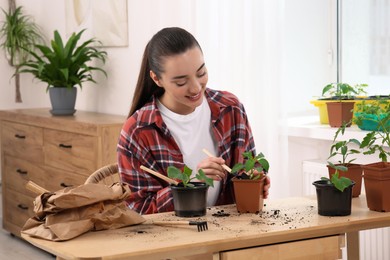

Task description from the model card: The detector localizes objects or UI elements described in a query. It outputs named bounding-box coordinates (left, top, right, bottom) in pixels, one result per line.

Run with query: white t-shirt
left=157, top=98, right=221, bottom=206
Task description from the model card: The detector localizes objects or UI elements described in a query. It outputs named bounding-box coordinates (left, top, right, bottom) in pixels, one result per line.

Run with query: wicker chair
left=84, top=163, right=121, bottom=185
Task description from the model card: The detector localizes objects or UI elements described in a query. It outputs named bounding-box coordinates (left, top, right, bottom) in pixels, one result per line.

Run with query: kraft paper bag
left=21, top=182, right=145, bottom=241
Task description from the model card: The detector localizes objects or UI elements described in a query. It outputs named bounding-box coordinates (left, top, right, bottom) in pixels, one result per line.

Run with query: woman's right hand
left=197, top=156, right=227, bottom=181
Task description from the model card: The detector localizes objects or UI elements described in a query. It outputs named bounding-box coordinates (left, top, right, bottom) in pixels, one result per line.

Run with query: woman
left=117, top=27, right=270, bottom=214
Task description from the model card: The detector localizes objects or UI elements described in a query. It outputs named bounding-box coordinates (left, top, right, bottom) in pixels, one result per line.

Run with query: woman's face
left=150, top=46, right=208, bottom=115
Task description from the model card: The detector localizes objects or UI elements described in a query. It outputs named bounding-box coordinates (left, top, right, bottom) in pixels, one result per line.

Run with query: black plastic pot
left=170, top=182, right=209, bottom=217
left=312, top=180, right=355, bottom=216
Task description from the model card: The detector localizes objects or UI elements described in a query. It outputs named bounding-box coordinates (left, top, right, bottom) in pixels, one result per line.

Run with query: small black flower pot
left=312, top=180, right=355, bottom=216
left=170, top=182, right=209, bottom=217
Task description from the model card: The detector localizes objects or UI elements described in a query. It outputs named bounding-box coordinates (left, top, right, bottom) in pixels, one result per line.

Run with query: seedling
left=321, top=171, right=352, bottom=192
left=328, top=124, right=361, bottom=170
left=321, top=82, right=367, bottom=100
left=231, top=151, right=269, bottom=180
left=167, top=165, right=214, bottom=188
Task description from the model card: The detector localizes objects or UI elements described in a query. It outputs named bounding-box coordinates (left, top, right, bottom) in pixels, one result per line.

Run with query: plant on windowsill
left=17, top=29, right=107, bottom=116
left=310, top=82, right=368, bottom=126
left=326, top=125, right=362, bottom=197
left=322, top=83, right=368, bottom=127
left=353, top=98, right=390, bottom=131
left=167, top=165, right=214, bottom=217
left=230, top=151, right=270, bottom=213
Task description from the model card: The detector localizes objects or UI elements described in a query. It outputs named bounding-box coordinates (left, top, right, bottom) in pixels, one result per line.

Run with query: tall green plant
left=0, top=5, right=44, bottom=102
left=18, top=29, right=107, bottom=91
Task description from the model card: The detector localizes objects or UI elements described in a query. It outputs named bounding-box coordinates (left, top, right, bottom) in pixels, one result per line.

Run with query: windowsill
left=284, top=115, right=371, bottom=142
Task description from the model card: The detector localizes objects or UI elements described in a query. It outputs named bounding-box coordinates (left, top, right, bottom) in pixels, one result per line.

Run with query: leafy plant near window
left=18, top=29, right=107, bottom=91
left=353, top=99, right=390, bottom=131
left=231, top=151, right=269, bottom=180
left=0, top=5, right=44, bottom=102
left=360, top=115, right=390, bottom=162
left=321, top=82, right=368, bottom=100
left=167, top=165, right=214, bottom=188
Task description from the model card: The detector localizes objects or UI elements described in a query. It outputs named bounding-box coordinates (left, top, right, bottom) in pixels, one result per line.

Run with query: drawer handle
left=17, top=204, right=29, bottom=210
left=14, top=134, right=26, bottom=139
left=59, top=144, right=72, bottom=149
left=60, top=182, right=73, bottom=188
left=16, top=169, right=28, bottom=175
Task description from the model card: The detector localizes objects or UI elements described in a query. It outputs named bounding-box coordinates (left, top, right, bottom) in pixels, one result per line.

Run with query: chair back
left=84, top=163, right=120, bottom=185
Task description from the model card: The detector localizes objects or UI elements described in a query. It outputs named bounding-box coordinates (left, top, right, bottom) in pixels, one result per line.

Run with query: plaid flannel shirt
left=117, top=88, right=256, bottom=214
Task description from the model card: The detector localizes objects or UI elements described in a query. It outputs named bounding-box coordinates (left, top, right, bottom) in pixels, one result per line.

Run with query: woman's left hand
left=263, top=175, right=270, bottom=199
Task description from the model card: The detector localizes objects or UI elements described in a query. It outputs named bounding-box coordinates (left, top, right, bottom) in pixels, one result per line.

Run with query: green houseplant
left=167, top=165, right=214, bottom=217
left=327, top=125, right=362, bottom=197
left=359, top=111, right=390, bottom=211
left=0, top=5, right=44, bottom=102
left=353, top=98, right=390, bottom=131
left=322, top=83, right=368, bottom=127
left=230, top=151, right=270, bottom=213
left=18, top=29, right=107, bottom=115
left=310, top=82, right=367, bottom=125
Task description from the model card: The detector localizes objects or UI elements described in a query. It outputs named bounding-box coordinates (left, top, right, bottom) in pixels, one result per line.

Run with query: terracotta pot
left=362, top=162, right=390, bottom=212
left=313, top=180, right=355, bottom=216
left=232, top=176, right=265, bottom=213
left=326, top=101, right=355, bottom=127
left=327, top=164, right=363, bottom=197
left=170, top=182, right=209, bottom=217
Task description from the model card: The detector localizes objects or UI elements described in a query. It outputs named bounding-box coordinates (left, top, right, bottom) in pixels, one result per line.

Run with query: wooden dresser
left=0, top=108, right=126, bottom=237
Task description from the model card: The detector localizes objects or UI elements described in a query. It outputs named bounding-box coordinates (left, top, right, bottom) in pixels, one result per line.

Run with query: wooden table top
left=21, top=195, right=390, bottom=260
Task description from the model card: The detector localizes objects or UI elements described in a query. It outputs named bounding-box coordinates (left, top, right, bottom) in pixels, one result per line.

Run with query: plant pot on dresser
left=0, top=108, right=125, bottom=237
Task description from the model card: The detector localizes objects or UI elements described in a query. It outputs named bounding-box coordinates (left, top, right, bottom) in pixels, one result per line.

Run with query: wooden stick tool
left=202, top=148, right=232, bottom=173
left=140, top=165, right=179, bottom=185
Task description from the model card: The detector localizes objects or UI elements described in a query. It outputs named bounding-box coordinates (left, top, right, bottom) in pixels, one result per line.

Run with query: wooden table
left=21, top=195, right=390, bottom=260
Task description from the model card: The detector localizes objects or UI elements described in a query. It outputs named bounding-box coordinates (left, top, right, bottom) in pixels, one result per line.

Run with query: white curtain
left=191, top=0, right=288, bottom=198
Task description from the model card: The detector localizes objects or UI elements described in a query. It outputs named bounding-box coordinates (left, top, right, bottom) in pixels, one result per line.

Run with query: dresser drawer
left=3, top=155, right=45, bottom=197
left=44, top=129, right=98, bottom=174
left=3, top=189, right=34, bottom=229
left=1, top=121, right=43, bottom=163
left=43, top=166, right=87, bottom=192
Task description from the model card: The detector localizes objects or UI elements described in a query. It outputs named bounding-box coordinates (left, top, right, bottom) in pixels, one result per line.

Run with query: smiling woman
left=117, top=27, right=270, bottom=215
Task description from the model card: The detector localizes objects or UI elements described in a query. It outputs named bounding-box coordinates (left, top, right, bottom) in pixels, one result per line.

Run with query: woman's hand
left=197, top=157, right=227, bottom=181
left=263, top=175, right=270, bottom=199
left=246, top=170, right=270, bottom=199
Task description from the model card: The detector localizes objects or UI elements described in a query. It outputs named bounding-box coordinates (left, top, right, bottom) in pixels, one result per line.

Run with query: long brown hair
left=128, top=27, right=202, bottom=118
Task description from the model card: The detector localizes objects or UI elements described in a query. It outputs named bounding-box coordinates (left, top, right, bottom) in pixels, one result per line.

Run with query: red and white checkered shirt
left=117, top=88, right=256, bottom=214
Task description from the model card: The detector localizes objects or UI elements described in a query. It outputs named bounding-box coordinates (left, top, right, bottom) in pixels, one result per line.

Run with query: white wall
left=0, top=0, right=335, bottom=198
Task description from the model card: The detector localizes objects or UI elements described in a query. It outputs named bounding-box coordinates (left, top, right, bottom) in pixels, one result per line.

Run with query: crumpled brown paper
left=21, top=182, right=145, bottom=241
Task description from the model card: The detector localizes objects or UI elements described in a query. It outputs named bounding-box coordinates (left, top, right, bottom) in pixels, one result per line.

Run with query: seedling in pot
left=321, top=82, right=368, bottom=100
left=167, top=165, right=214, bottom=188
left=321, top=172, right=352, bottom=192
left=231, top=152, right=269, bottom=180
left=328, top=124, right=361, bottom=170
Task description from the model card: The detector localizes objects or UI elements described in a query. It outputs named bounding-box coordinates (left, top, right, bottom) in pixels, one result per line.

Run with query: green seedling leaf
left=196, top=169, right=214, bottom=187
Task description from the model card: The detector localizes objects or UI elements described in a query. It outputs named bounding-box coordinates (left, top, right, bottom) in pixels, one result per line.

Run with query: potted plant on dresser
left=359, top=111, right=390, bottom=212
left=312, top=172, right=355, bottom=216
left=0, top=5, right=44, bottom=102
left=167, top=165, right=214, bottom=217
left=17, top=29, right=107, bottom=115
left=230, top=151, right=270, bottom=214
left=327, top=125, right=363, bottom=197
left=311, top=82, right=367, bottom=126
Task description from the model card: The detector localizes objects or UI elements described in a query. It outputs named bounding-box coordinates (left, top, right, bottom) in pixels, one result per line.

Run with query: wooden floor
left=0, top=184, right=54, bottom=260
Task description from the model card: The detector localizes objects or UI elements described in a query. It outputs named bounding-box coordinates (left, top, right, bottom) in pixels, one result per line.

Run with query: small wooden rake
left=152, top=220, right=208, bottom=232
